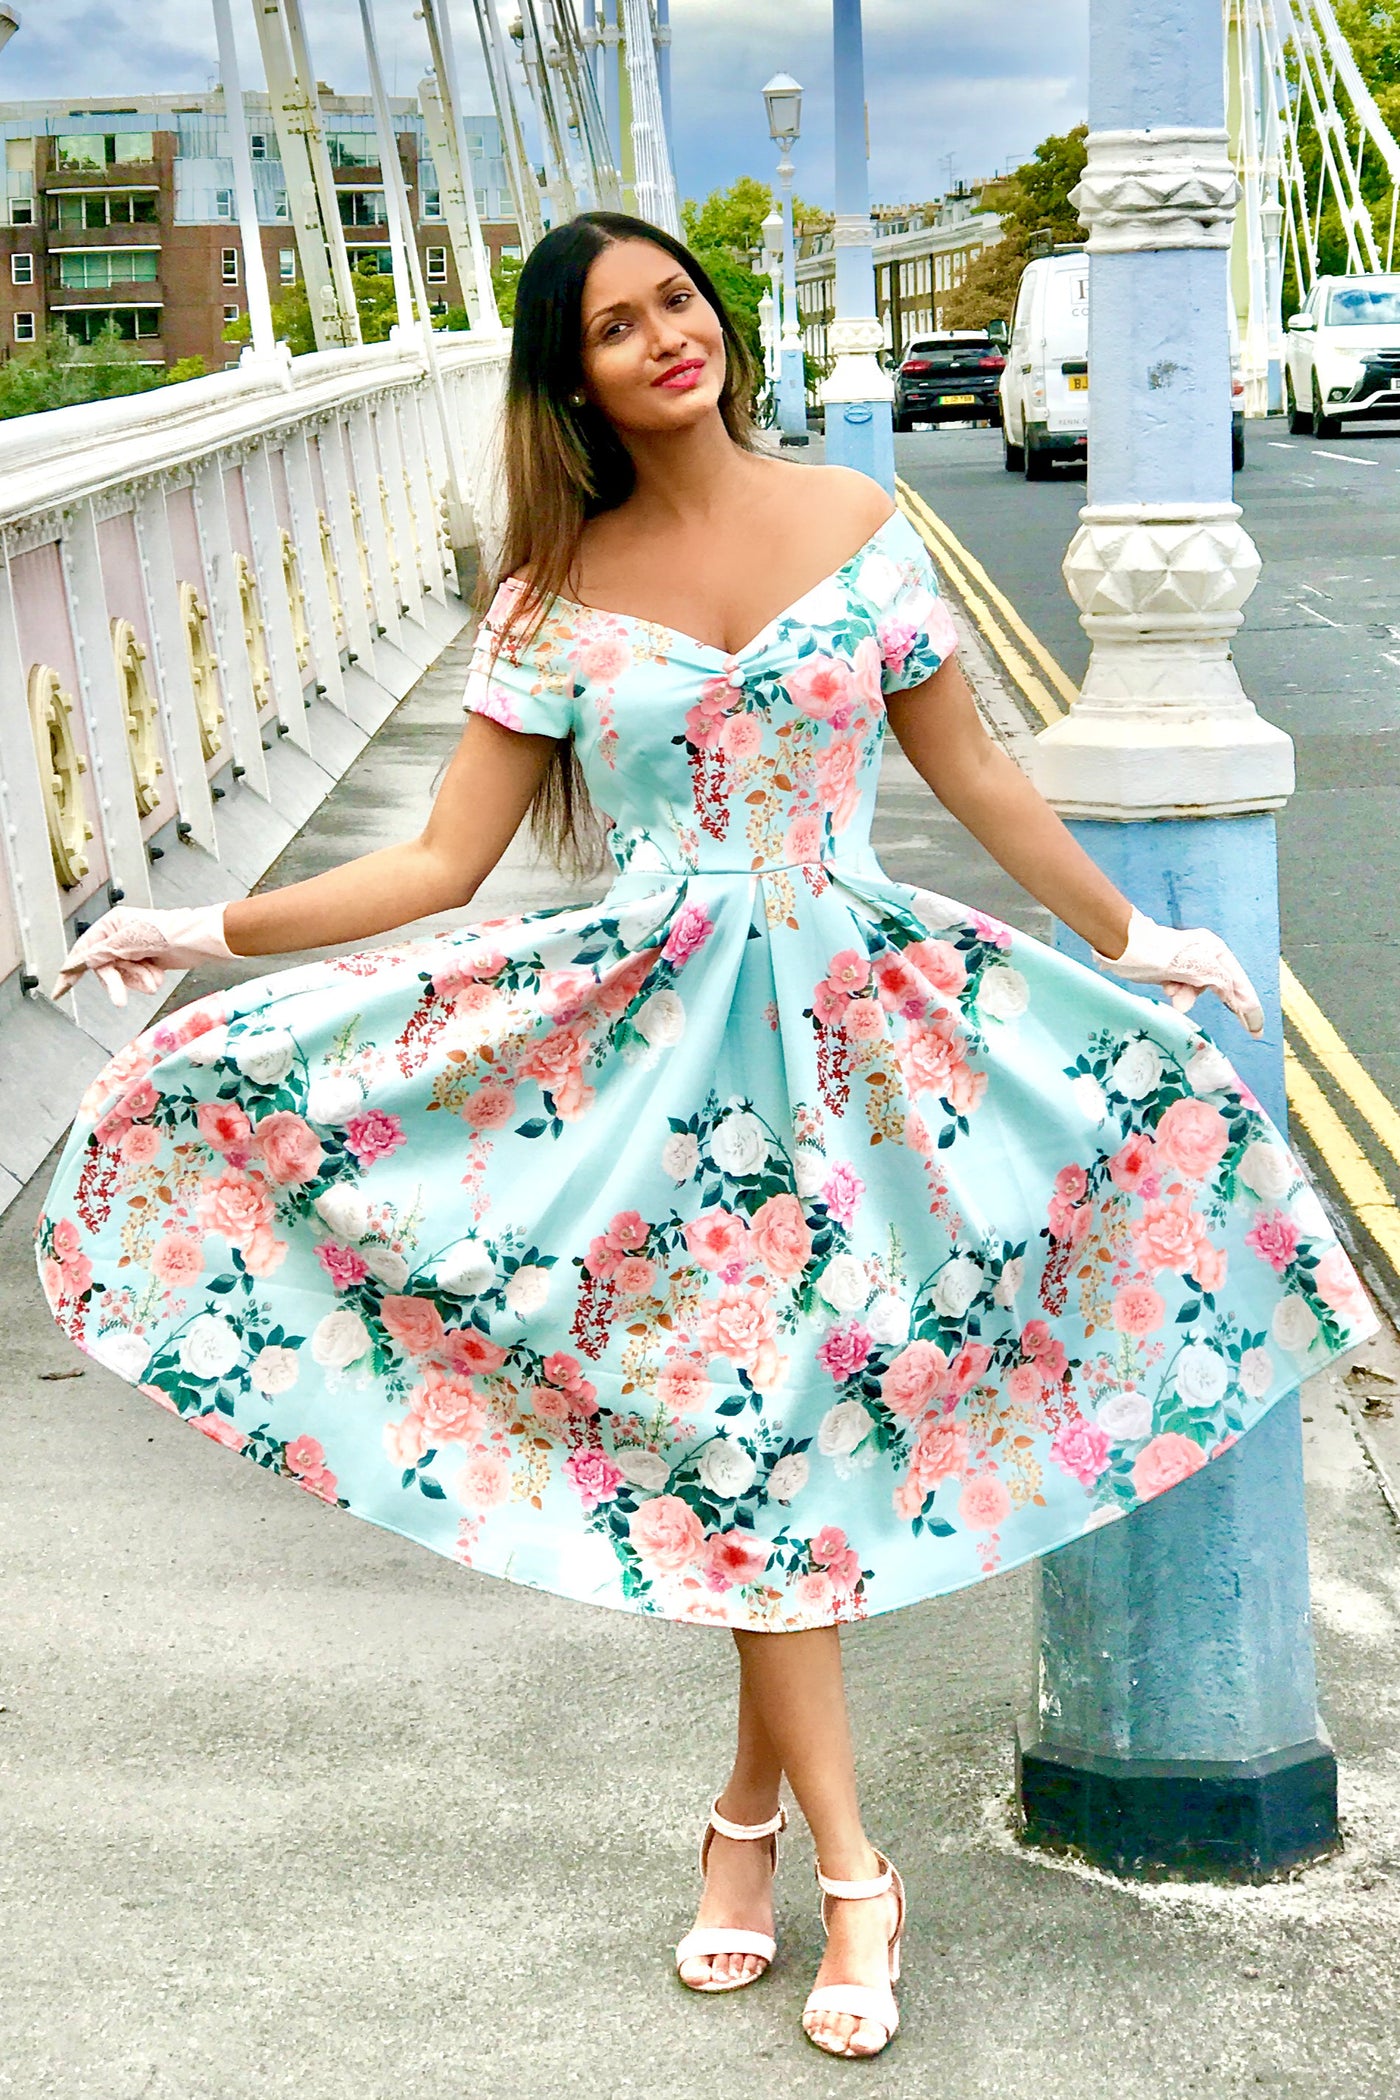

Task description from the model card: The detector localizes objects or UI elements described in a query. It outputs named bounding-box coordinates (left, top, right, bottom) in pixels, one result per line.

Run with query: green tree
left=0, top=323, right=168, bottom=420
left=679, top=178, right=828, bottom=407
left=1282, top=3, right=1399, bottom=302
left=940, top=125, right=1089, bottom=330
left=222, top=257, right=411, bottom=355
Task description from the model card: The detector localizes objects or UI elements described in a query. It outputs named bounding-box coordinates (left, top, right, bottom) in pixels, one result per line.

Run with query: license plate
left=938, top=394, right=977, bottom=406
left=1068, top=374, right=1089, bottom=392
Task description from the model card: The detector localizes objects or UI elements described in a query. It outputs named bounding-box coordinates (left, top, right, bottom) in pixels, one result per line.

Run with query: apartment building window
left=422, top=188, right=442, bottom=220
left=14, top=311, right=35, bottom=342
left=426, top=245, right=447, bottom=283
left=279, top=248, right=296, bottom=283
left=223, top=304, right=240, bottom=325
left=11, top=253, right=32, bottom=284
left=57, top=249, right=159, bottom=289
left=221, top=247, right=239, bottom=284
left=250, top=133, right=268, bottom=160
left=350, top=247, right=393, bottom=276
left=56, top=131, right=154, bottom=170
left=339, top=190, right=388, bottom=228
left=53, top=193, right=157, bottom=231
left=55, top=306, right=160, bottom=344
left=215, top=188, right=234, bottom=219
left=326, top=131, right=377, bottom=170
left=10, top=197, right=33, bottom=226
left=274, top=190, right=288, bottom=220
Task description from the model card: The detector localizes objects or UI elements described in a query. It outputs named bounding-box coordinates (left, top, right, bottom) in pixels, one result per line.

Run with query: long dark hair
left=486, top=211, right=761, bottom=878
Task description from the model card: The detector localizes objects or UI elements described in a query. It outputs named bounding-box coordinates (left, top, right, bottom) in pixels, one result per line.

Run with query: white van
left=999, top=250, right=1089, bottom=480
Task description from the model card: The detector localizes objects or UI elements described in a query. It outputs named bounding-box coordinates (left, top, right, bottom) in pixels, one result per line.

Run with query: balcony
left=0, top=333, right=506, bottom=1208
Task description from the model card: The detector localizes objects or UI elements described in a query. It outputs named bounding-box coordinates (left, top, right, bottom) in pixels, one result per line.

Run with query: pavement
left=5, top=505, right=1400, bottom=2100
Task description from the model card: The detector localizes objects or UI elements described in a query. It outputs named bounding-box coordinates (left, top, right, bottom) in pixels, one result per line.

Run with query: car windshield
left=1326, top=287, right=1400, bottom=328
left=906, top=340, right=992, bottom=364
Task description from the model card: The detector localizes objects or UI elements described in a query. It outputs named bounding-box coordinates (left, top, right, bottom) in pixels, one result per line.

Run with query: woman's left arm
left=885, top=655, right=1132, bottom=959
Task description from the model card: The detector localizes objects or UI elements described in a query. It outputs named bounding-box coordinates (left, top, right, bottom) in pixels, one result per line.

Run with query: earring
left=570, top=390, right=586, bottom=407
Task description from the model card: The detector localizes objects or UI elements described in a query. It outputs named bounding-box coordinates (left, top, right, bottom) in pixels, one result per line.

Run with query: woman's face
left=577, top=239, right=727, bottom=436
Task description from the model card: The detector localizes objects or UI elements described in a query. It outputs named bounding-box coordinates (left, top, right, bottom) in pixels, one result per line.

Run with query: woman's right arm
left=223, top=713, right=557, bottom=954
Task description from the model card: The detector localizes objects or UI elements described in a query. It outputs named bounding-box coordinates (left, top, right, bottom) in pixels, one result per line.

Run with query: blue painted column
left=820, top=0, right=894, bottom=492
left=776, top=153, right=809, bottom=442
left=1025, top=0, right=1333, bottom=1880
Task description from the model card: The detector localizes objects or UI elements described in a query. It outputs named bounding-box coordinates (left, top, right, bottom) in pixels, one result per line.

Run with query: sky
left=0, top=1, right=1089, bottom=207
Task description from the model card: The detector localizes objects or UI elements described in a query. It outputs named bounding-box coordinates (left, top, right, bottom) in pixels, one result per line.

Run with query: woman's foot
left=803, top=1848, right=902, bottom=2059
left=676, top=1806, right=781, bottom=1990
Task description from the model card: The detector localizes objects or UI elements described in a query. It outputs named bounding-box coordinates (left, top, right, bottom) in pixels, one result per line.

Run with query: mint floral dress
left=36, top=510, right=1376, bottom=1630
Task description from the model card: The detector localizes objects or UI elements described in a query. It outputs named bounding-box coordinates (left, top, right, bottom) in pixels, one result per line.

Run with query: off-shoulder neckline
left=496, top=506, right=911, bottom=664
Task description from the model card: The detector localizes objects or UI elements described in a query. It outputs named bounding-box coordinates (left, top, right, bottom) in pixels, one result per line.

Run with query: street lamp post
left=762, top=73, right=809, bottom=445
left=820, top=0, right=894, bottom=492
left=1023, top=0, right=1331, bottom=1882
left=761, top=207, right=784, bottom=397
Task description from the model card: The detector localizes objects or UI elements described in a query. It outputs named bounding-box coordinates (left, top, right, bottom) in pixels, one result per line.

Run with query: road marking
left=896, top=478, right=1080, bottom=713
left=1312, top=449, right=1382, bottom=466
left=1281, top=962, right=1400, bottom=1175
left=896, top=476, right=1400, bottom=1285
left=1297, top=602, right=1342, bottom=626
left=1269, top=441, right=1298, bottom=449
left=1284, top=1047, right=1400, bottom=1280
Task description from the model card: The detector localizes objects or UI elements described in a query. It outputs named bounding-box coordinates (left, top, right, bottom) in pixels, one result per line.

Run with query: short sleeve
left=857, top=511, right=961, bottom=696
left=463, top=577, right=577, bottom=740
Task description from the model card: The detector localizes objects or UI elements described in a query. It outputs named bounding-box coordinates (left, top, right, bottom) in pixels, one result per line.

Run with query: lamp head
left=0, top=3, right=19, bottom=53
left=762, top=207, right=783, bottom=259
left=762, top=72, right=802, bottom=146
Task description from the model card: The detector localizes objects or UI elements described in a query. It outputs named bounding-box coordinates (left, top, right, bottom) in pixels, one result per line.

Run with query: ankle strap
left=815, top=1857, right=892, bottom=1901
left=709, top=1798, right=788, bottom=1843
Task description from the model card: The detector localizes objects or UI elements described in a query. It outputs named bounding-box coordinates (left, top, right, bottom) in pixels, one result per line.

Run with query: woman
left=40, top=213, right=1375, bottom=2061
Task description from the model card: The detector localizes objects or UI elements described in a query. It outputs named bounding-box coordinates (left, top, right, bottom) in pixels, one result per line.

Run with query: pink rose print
left=457, top=1447, right=511, bottom=1508
left=1109, top=1131, right=1158, bottom=1195
left=817, top=1319, right=872, bottom=1381
left=344, top=1110, right=407, bottom=1167
left=874, top=952, right=923, bottom=1012
left=285, top=1434, right=327, bottom=1477
left=1051, top=1417, right=1112, bottom=1487
left=813, top=979, right=853, bottom=1027
left=958, top=1474, right=1012, bottom=1531
left=255, top=1111, right=325, bottom=1186
left=1194, top=1241, right=1229, bottom=1293
left=684, top=1207, right=751, bottom=1272
left=242, top=1225, right=288, bottom=1279
left=827, top=949, right=872, bottom=994
left=881, top=1339, right=952, bottom=1420
left=1007, top=1362, right=1043, bottom=1406
left=150, top=1233, right=204, bottom=1286
left=786, top=809, right=823, bottom=862
left=472, top=683, right=522, bottom=731
left=51, top=1218, right=82, bottom=1261
left=747, top=1193, right=812, bottom=1280
left=442, top=1326, right=508, bottom=1375
left=662, top=903, right=715, bottom=965
left=381, top=1294, right=448, bottom=1359
left=563, top=1446, right=624, bottom=1512
left=317, top=1241, right=369, bottom=1290
left=820, top=1161, right=865, bottom=1225
left=693, top=1282, right=778, bottom=1371
left=1314, top=1245, right=1368, bottom=1322
left=701, top=1529, right=771, bottom=1591
left=969, top=910, right=1014, bottom=952
left=842, top=1000, right=884, bottom=1043
left=1131, top=1432, right=1207, bottom=1501
left=614, top=1255, right=657, bottom=1296
left=899, top=1009, right=985, bottom=1115
left=1153, top=1098, right=1230, bottom=1183
left=463, top=1083, right=516, bottom=1131
left=786, top=655, right=854, bottom=721
left=877, top=616, right=918, bottom=672
left=1113, top=1283, right=1166, bottom=1336
left=119, top=1124, right=163, bottom=1167
left=194, top=1411, right=247, bottom=1453
left=718, top=712, right=763, bottom=761
left=795, top=1570, right=835, bottom=1614
left=576, top=628, right=631, bottom=683
left=947, top=1342, right=994, bottom=1398
left=907, top=938, right=967, bottom=998
left=629, top=1494, right=705, bottom=1573
left=1134, top=1188, right=1214, bottom=1277
left=196, top=1100, right=253, bottom=1154
left=411, top=1363, right=486, bottom=1442
left=811, top=1525, right=848, bottom=1566
left=1021, top=1319, right=1068, bottom=1383
left=197, top=1168, right=276, bottom=1249
left=815, top=737, right=861, bottom=829
left=1244, top=1210, right=1301, bottom=1273
left=656, top=1353, right=711, bottom=1413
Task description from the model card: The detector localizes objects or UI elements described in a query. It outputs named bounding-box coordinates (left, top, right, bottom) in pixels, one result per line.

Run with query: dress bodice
left=463, top=509, right=957, bottom=889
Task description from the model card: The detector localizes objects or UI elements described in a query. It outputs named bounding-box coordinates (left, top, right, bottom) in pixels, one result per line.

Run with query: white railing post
left=60, top=502, right=154, bottom=910
left=191, top=461, right=271, bottom=797
left=242, top=441, right=311, bottom=752
left=133, top=488, right=219, bottom=856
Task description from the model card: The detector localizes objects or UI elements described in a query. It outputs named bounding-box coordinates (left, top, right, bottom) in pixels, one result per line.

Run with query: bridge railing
left=0, top=334, right=508, bottom=1210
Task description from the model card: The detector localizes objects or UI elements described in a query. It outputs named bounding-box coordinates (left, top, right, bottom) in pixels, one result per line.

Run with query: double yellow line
left=894, top=476, right=1400, bottom=1293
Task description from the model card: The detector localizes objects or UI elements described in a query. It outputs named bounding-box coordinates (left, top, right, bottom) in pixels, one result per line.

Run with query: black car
left=893, top=333, right=1006, bottom=430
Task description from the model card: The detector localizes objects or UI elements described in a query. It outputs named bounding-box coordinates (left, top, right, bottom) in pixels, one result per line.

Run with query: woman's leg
left=733, top=1626, right=899, bottom=2057
left=677, top=1637, right=785, bottom=1988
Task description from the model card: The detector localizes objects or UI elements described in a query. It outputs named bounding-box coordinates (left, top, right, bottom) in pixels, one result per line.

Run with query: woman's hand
left=51, top=904, right=235, bottom=1006
left=1093, top=908, right=1266, bottom=1038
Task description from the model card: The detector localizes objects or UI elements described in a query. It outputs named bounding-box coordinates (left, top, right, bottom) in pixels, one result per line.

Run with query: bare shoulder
left=794, top=463, right=896, bottom=539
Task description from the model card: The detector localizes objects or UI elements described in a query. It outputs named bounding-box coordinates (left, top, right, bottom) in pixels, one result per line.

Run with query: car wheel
left=1312, top=378, right=1341, bottom=442
left=1024, top=435, right=1053, bottom=481
left=1233, top=430, right=1246, bottom=473
left=1003, top=428, right=1024, bottom=472
left=893, top=411, right=909, bottom=433
left=1286, top=373, right=1313, bottom=436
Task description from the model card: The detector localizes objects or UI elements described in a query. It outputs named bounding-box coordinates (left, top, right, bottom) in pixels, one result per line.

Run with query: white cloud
left=1, top=0, right=1087, bottom=208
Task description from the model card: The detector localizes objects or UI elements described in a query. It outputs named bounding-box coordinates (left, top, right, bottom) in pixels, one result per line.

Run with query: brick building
left=0, top=90, right=520, bottom=371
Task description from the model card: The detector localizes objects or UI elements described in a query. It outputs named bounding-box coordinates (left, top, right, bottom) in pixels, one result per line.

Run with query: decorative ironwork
left=319, top=509, right=347, bottom=646
left=110, top=618, right=165, bottom=817
left=236, top=551, right=273, bottom=713
left=281, top=527, right=311, bottom=672
left=178, top=581, right=225, bottom=760
left=28, top=664, right=94, bottom=888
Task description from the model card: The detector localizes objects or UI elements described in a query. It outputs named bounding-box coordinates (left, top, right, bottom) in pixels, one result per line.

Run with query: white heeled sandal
left=674, top=1797, right=788, bottom=1993
left=802, top=1850, right=905, bottom=2058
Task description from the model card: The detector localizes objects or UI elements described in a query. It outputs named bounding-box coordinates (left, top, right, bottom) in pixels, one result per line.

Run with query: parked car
left=999, top=251, right=1089, bottom=479
left=893, top=333, right=1005, bottom=430
left=1001, top=251, right=1248, bottom=477
left=1285, top=274, right=1400, bottom=438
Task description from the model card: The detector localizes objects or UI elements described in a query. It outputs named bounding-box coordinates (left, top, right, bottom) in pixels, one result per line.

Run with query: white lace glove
left=51, top=903, right=236, bottom=1007
left=1093, top=907, right=1265, bottom=1039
